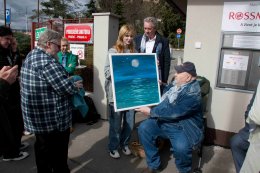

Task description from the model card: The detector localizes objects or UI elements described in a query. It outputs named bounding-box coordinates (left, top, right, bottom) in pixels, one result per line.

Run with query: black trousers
left=35, top=128, right=70, bottom=173
left=0, top=101, right=23, bottom=158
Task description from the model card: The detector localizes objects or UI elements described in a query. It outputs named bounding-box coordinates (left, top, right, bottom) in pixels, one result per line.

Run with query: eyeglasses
left=49, top=41, right=61, bottom=49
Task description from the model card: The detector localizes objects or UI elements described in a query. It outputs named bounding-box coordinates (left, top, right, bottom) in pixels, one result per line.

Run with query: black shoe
left=3, top=152, right=29, bottom=161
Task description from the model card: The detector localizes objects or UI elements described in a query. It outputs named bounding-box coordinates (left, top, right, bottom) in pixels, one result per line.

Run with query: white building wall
left=91, top=13, right=119, bottom=119
left=185, top=0, right=253, bottom=132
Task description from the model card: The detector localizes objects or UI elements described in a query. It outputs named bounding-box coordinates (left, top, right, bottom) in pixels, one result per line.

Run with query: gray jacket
left=104, top=48, right=132, bottom=103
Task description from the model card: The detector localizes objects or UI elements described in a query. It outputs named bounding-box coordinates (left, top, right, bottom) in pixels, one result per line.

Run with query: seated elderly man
left=136, top=62, right=204, bottom=173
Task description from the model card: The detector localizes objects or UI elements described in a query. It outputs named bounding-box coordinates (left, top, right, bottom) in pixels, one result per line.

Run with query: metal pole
left=177, top=38, right=180, bottom=50
left=26, top=7, right=28, bottom=32
left=38, top=0, right=40, bottom=24
left=4, top=0, right=6, bottom=26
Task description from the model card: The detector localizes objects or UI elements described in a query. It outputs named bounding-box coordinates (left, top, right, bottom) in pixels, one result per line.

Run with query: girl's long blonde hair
left=114, top=24, right=136, bottom=53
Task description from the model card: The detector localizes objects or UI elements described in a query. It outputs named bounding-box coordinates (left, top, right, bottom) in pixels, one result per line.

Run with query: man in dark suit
left=134, top=17, right=171, bottom=85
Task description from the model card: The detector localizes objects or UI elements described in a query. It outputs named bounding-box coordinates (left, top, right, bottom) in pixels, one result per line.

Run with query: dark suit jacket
left=134, top=32, right=171, bottom=83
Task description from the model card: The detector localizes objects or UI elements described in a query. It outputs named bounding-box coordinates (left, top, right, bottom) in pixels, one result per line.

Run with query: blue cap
left=174, top=61, right=197, bottom=77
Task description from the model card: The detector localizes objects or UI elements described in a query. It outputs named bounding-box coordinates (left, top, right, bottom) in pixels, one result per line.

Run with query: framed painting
left=109, top=53, right=161, bottom=112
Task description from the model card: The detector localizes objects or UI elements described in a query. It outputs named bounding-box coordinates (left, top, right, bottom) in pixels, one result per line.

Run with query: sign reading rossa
left=64, top=23, right=93, bottom=43
left=222, top=1, right=260, bottom=32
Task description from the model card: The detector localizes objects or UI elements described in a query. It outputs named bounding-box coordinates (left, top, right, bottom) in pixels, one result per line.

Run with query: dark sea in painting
left=111, top=54, right=160, bottom=110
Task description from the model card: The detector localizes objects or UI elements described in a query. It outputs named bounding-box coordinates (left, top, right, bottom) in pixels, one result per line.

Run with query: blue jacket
left=71, top=75, right=88, bottom=118
left=151, top=79, right=204, bottom=147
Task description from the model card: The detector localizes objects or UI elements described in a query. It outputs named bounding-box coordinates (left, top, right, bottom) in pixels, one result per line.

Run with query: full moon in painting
left=131, top=59, right=139, bottom=67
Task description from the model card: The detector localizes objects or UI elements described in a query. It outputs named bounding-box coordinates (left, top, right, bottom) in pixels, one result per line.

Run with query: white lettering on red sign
left=65, top=29, right=90, bottom=35
left=64, top=24, right=93, bottom=43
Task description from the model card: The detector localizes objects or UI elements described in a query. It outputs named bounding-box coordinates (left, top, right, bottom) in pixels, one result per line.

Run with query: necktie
left=62, top=54, right=66, bottom=67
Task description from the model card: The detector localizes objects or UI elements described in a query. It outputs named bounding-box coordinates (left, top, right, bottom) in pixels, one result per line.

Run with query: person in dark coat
left=134, top=17, right=171, bottom=86
left=0, top=26, right=29, bottom=161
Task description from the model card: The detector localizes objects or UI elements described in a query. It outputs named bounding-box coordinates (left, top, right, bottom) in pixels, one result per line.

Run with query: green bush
left=13, top=32, right=31, bottom=59
left=168, top=32, right=185, bottom=49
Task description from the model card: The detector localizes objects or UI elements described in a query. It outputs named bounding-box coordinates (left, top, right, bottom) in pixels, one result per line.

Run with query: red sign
left=64, top=24, right=93, bottom=43
left=176, top=28, right=182, bottom=34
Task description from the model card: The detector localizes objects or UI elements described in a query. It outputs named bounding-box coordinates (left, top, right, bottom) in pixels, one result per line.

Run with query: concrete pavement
left=0, top=113, right=235, bottom=173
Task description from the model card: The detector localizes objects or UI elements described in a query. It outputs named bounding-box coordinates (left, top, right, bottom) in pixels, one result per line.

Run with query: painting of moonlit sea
left=109, top=53, right=161, bottom=112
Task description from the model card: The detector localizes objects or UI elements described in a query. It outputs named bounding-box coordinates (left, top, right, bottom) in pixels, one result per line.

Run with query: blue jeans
left=138, top=118, right=192, bottom=173
left=230, top=130, right=250, bottom=173
left=108, top=104, right=135, bottom=151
